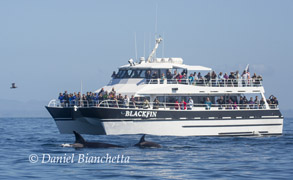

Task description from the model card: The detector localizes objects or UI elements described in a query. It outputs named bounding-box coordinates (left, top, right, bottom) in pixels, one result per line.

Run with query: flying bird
left=10, top=83, right=17, bottom=89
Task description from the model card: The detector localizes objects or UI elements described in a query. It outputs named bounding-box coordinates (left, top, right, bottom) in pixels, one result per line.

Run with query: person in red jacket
left=180, top=99, right=187, bottom=110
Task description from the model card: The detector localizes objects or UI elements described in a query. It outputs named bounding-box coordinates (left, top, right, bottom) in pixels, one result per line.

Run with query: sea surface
left=0, top=117, right=292, bottom=180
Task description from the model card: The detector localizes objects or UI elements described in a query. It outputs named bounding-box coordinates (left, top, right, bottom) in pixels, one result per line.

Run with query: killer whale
left=71, top=131, right=123, bottom=148
left=135, top=134, right=161, bottom=148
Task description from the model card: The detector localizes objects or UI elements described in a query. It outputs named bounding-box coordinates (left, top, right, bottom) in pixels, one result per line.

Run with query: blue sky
left=0, top=0, right=292, bottom=112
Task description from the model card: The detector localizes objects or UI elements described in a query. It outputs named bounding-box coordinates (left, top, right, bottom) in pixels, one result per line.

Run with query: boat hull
left=46, top=106, right=283, bottom=136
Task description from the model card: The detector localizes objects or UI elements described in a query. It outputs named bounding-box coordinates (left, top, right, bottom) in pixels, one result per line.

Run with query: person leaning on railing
left=216, top=96, right=225, bottom=109
left=153, top=98, right=160, bottom=109
left=188, top=97, right=193, bottom=110
left=205, top=97, right=212, bottom=110
left=143, top=98, right=150, bottom=109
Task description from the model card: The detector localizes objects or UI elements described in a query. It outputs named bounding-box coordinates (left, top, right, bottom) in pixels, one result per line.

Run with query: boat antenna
left=154, top=4, right=158, bottom=59
left=162, top=32, right=165, bottom=58
left=149, top=32, right=151, bottom=56
left=134, top=32, right=138, bottom=61
left=143, top=32, right=146, bottom=58
left=155, top=4, right=158, bottom=39
left=80, top=80, right=83, bottom=107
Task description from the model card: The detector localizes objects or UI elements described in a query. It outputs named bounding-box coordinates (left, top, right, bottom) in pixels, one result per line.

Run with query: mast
left=147, top=37, right=163, bottom=63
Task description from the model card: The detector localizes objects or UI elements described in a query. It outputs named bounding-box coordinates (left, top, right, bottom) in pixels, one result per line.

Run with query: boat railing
left=48, top=99, right=99, bottom=108
left=48, top=99, right=278, bottom=110
left=97, top=100, right=278, bottom=110
left=146, top=78, right=262, bottom=87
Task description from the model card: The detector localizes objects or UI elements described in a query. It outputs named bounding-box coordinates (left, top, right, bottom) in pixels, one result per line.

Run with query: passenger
left=160, top=73, right=166, bottom=84
left=205, top=97, right=212, bottom=110
left=224, top=73, right=229, bottom=86
left=197, top=72, right=203, bottom=84
left=175, top=99, right=180, bottom=110
left=98, top=88, right=105, bottom=96
left=63, top=91, right=69, bottom=107
left=75, top=92, right=80, bottom=106
left=241, top=70, right=248, bottom=86
left=255, top=75, right=262, bottom=86
left=216, top=96, right=225, bottom=109
left=166, top=69, right=172, bottom=79
left=188, top=97, right=193, bottom=110
left=153, top=98, right=160, bottom=109
left=98, top=93, right=103, bottom=105
left=248, top=97, right=254, bottom=109
left=239, top=96, right=245, bottom=109
left=233, top=102, right=238, bottom=109
left=218, top=72, right=224, bottom=86
left=269, top=96, right=279, bottom=108
left=86, top=92, right=92, bottom=106
left=110, top=88, right=116, bottom=96
left=193, top=72, right=198, bottom=84
left=143, top=98, right=150, bottom=109
left=182, top=73, right=188, bottom=84
left=130, top=95, right=136, bottom=108
left=273, top=97, right=279, bottom=106
left=113, top=96, right=119, bottom=108
left=180, top=99, right=187, bottom=110
left=72, top=92, right=77, bottom=106
left=227, top=98, right=233, bottom=109
left=204, top=72, right=211, bottom=82
left=176, top=72, right=182, bottom=83
left=123, top=95, right=129, bottom=108
left=58, top=93, right=64, bottom=105
left=146, top=70, right=151, bottom=82
left=243, top=96, right=248, bottom=109
left=197, top=72, right=202, bottom=79
left=211, top=71, right=217, bottom=86
left=172, top=70, right=178, bottom=81
left=117, top=94, right=124, bottom=107
left=82, top=94, right=87, bottom=107
left=103, top=91, right=108, bottom=100
left=188, top=74, right=194, bottom=84
left=235, top=71, right=240, bottom=87
left=254, top=96, right=260, bottom=109
left=69, top=94, right=74, bottom=106
left=260, top=98, right=265, bottom=109
left=152, top=71, right=158, bottom=79
left=136, top=97, right=141, bottom=108
left=228, top=72, right=236, bottom=87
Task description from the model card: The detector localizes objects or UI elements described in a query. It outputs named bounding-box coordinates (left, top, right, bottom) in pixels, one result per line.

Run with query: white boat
left=46, top=37, right=283, bottom=136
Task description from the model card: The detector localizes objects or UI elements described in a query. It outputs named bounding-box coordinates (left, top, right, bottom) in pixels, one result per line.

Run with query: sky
left=0, top=0, right=292, bottom=115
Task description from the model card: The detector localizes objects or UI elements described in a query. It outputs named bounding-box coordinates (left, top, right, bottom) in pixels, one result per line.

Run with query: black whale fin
left=139, top=134, right=146, bottom=143
left=73, top=131, right=86, bottom=144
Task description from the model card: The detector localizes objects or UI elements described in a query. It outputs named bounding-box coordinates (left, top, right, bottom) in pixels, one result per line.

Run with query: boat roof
left=119, top=61, right=212, bottom=71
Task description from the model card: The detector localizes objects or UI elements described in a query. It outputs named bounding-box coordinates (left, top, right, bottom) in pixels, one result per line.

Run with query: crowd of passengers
left=113, top=69, right=263, bottom=86
left=58, top=88, right=279, bottom=110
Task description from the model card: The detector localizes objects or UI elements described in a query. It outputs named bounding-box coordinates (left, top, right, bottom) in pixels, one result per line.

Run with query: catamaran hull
left=46, top=106, right=283, bottom=136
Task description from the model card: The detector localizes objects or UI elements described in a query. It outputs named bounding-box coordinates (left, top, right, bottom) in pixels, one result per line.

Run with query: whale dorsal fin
left=73, top=131, right=86, bottom=144
left=139, top=134, right=146, bottom=143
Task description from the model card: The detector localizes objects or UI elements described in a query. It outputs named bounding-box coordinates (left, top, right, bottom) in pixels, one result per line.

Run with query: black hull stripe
left=182, top=123, right=282, bottom=128
left=100, top=118, right=283, bottom=122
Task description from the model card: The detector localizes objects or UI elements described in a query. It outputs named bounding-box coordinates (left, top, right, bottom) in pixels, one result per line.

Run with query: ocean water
left=0, top=117, right=292, bottom=180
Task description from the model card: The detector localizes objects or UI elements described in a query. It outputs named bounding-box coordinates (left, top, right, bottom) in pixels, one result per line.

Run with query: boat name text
left=124, top=111, right=157, bottom=118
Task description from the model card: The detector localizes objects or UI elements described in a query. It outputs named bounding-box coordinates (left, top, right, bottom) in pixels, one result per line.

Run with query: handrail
left=97, top=100, right=278, bottom=110
left=48, top=99, right=278, bottom=110
left=145, top=78, right=263, bottom=87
